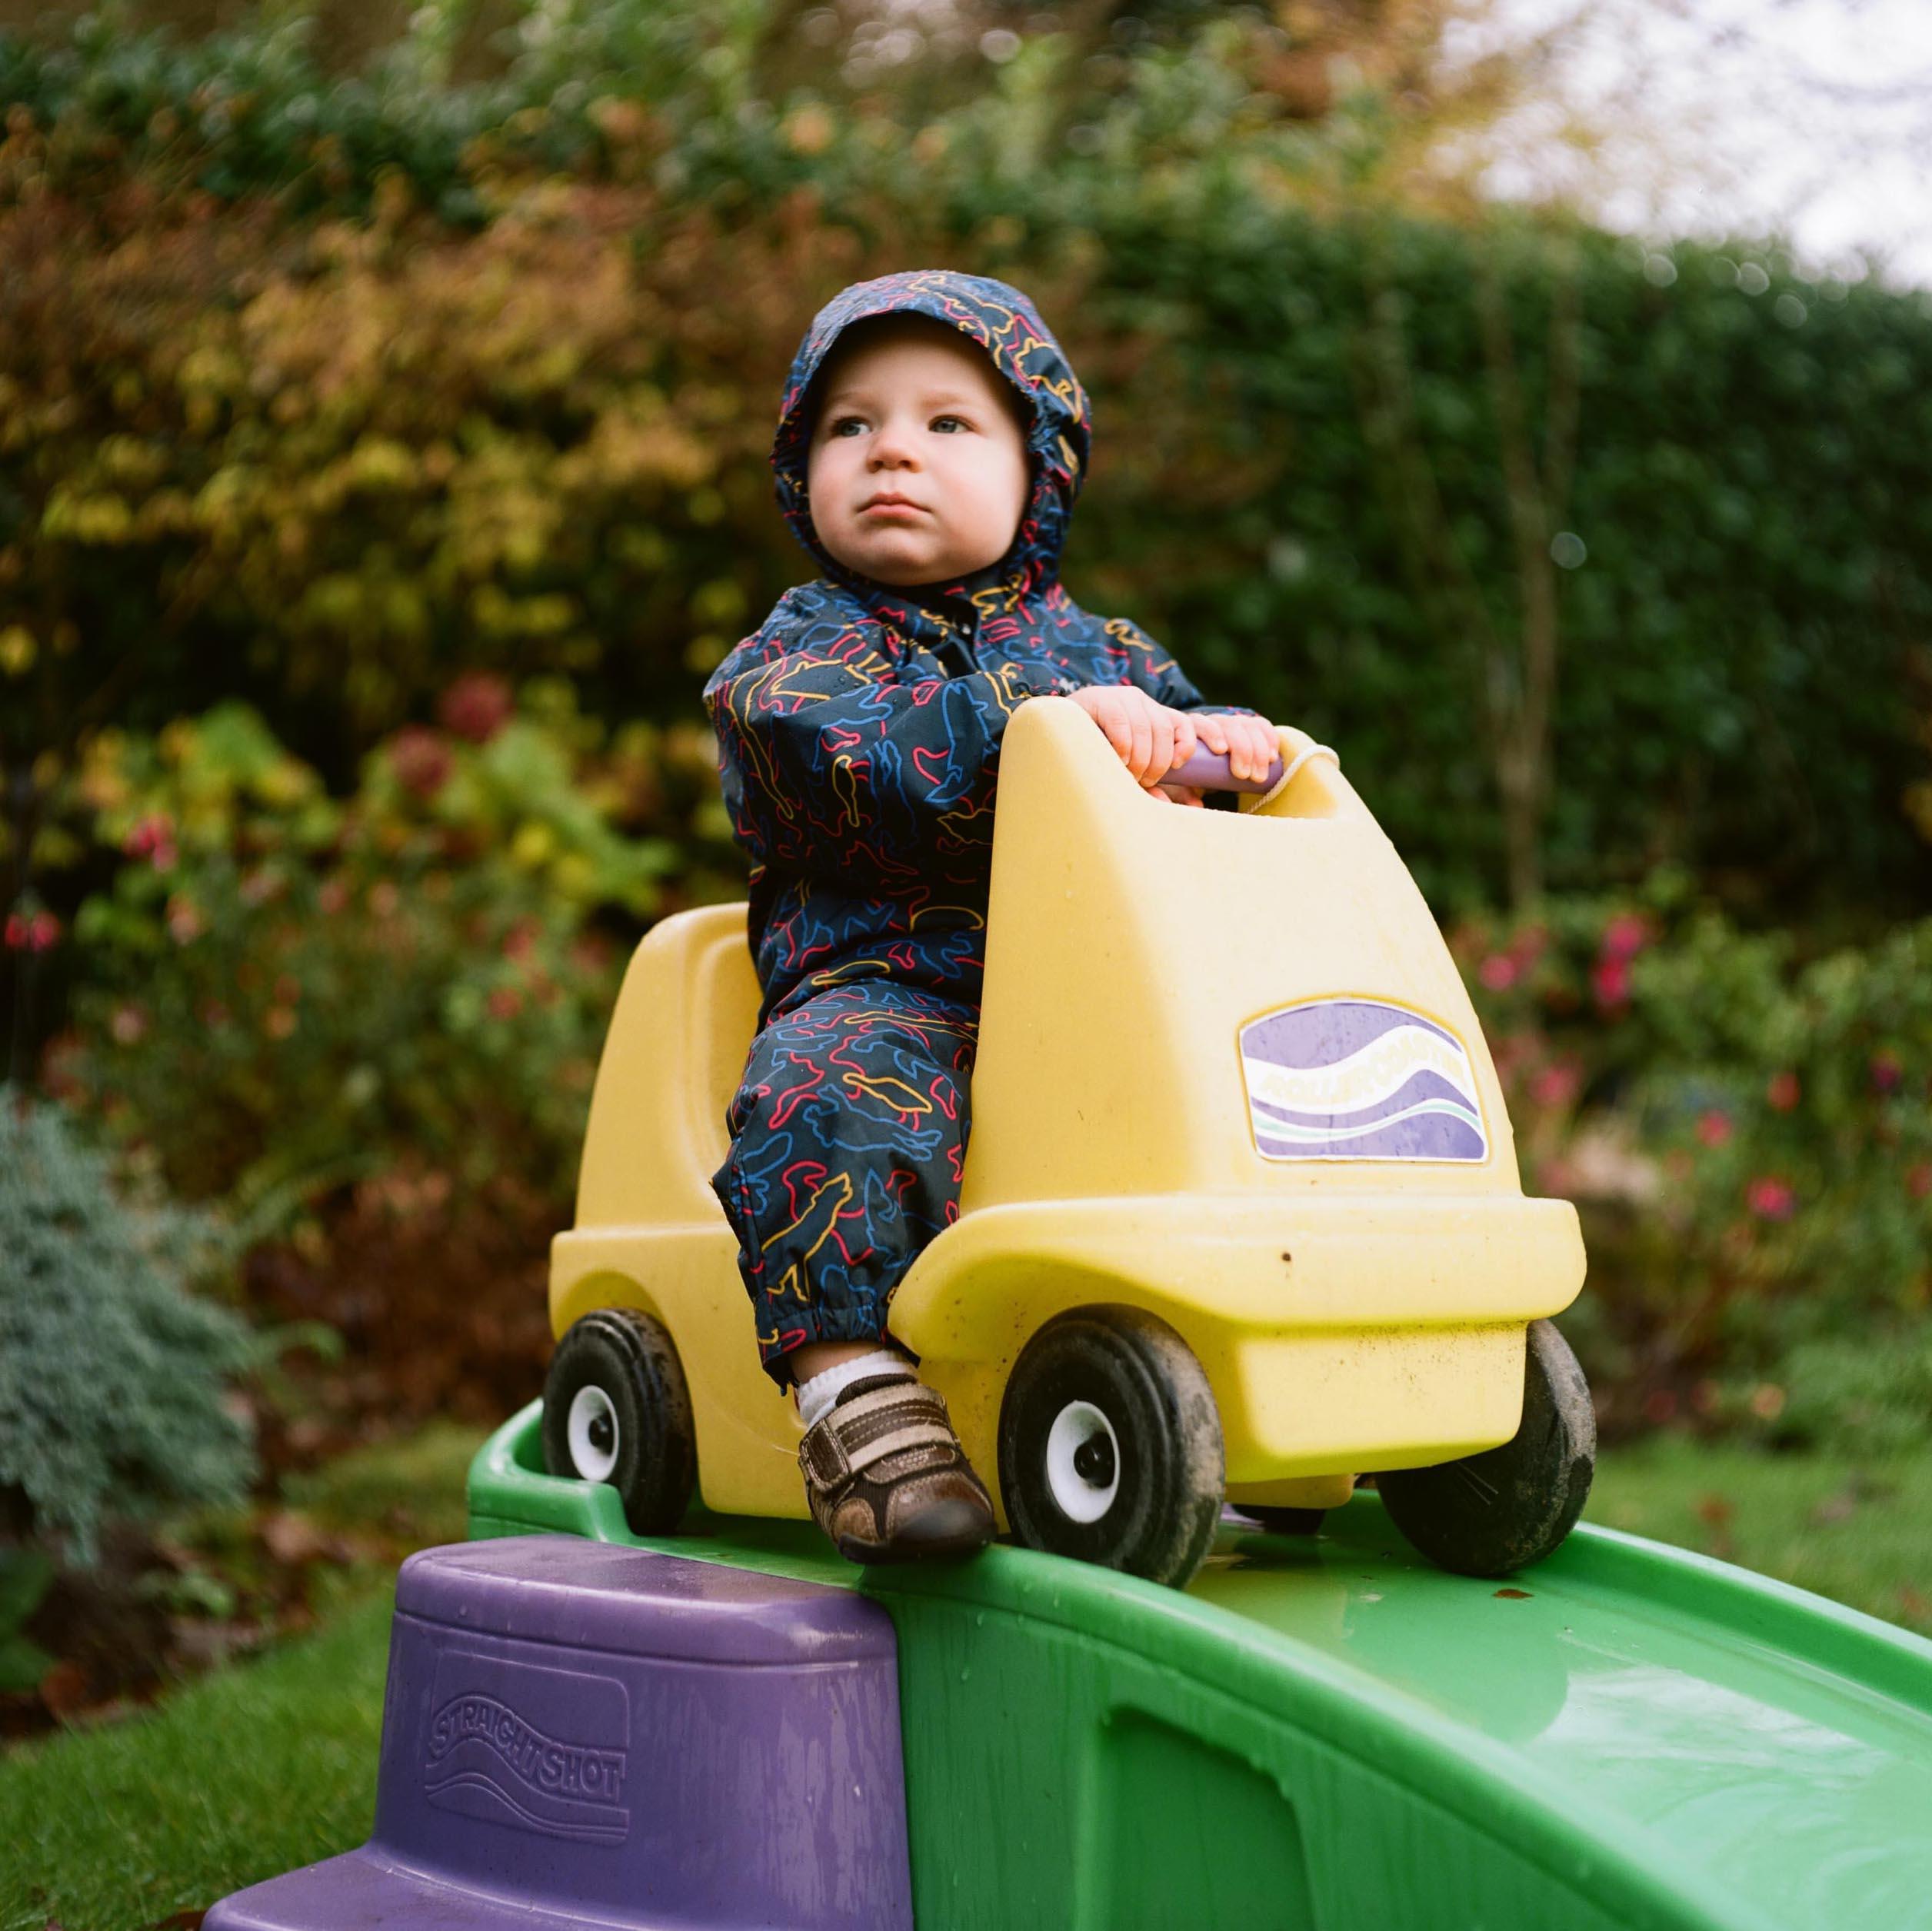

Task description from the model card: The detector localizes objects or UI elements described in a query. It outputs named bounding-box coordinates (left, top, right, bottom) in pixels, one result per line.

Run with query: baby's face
left=805, top=321, right=1031, bottom=588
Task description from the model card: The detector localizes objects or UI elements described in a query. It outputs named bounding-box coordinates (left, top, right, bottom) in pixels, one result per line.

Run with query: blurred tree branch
left=1354, top=222, right=1582, bottom=907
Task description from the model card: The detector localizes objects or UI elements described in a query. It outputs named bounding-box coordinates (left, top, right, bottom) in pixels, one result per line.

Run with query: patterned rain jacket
left=702, top=270, right=1261, bottom=1379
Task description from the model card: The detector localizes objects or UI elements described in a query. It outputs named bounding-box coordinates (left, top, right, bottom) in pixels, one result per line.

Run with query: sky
left=1440, top=0, right=1932, bottom=286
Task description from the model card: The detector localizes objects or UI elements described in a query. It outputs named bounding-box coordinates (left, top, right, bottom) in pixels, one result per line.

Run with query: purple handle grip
left=1166, top=746, right=1285, bottom=794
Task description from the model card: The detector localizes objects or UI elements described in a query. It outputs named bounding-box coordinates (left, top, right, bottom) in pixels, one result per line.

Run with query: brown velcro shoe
left=798, top=1373, right=996, bottom=1564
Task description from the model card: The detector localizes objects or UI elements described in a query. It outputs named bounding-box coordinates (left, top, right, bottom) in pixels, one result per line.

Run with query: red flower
left=1907, top=1162, right=1932, bottom=1202
left=1766, top=1070, right=1800, bottom=1112
left=1591, top=956, right=1631, bottom=1010
left=438, top=672, right=514, bottom=745
left=1870, top=1050, right=1904, bottom=1094
left=389, top=726, right=454, bottom=798
left=5, top=909, right=65, bottom=952
left=487, top=986, right=524, bottom=1021
left=1745, top=1176, right=1795, bottom=1220
left=1696, top=1110, right=1732, bottom=1149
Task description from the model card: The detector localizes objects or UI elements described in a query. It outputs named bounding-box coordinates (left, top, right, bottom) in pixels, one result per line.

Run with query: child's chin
left=851, top=546, right=942, bottom=586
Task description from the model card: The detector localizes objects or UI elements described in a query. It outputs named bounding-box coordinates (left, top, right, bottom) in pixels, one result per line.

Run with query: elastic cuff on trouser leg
left=755, top=1298, right=898, bottom=1389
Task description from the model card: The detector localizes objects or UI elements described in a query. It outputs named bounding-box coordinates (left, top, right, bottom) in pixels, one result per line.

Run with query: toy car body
left=547, top=697, right=1592, bottom=1584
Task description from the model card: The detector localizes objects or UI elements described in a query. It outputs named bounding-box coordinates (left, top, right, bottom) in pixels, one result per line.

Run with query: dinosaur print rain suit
left=703, top=269, right=1250, bottom=1386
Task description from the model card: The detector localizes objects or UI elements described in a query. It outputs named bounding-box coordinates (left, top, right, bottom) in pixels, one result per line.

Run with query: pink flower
left=123, top=814, right=182, bottom=874
left=438, top=672, right=514, bottom=745
left=1766, top=1070, right=1800, bottom=1112
left=1591, top=956, right=1631, bottom=1010
left=110, top=1003, right=148, bottom=1044
left=1601, top=912, right=1650, bottom=961
left=1478, top=953, right=1517, bottom=991
left=1696, top=1110, right=1733, bottom=1149
left=1870, top=1051, right=1904, bottom=1094
left=1745, top=1176, right=1795, bottom=1220
left=389, top=726, right=454, bottom=798
left=1529, top=1060, right=1581, bottom=1109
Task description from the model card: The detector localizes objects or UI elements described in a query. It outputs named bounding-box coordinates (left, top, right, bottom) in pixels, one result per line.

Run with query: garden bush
left=0, top=1087, right=259, bottom=1564
left=3, top=6, right=1929, bottom=944
left=1456, top=894, right=1932, bottom=1420
left=43, top=678, right=738, bottom=1217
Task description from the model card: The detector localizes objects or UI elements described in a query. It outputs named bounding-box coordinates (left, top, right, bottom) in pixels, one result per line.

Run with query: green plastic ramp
left=470, top=1402, right=1932, bottom=1931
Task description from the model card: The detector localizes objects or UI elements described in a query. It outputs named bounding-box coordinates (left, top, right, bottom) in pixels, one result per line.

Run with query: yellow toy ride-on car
left=542, top=697, right=1594, bottom=1590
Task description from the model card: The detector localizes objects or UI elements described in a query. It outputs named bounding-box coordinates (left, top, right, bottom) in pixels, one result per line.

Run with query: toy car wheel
left=1376, top=1317, right=1595, bottom=1578
left=541, top=1308, right=696, bottom=1537
left=998, top=1307, right=1224, bottom=1589
left=1242, top=1507, right=1325, bottom=1537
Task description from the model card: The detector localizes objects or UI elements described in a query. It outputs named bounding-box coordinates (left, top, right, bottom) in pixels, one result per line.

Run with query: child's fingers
left=1095, top=699, right=1134, bottom=765
left=1170, top=714, right=1198, bottom=771
left=1127, top=704, right=1154, bottom=784
left=1145, top=707, right=1176, bottom=786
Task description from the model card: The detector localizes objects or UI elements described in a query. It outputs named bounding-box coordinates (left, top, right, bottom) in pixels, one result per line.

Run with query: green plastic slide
left=469, top=1402, right=1932, bottom=1931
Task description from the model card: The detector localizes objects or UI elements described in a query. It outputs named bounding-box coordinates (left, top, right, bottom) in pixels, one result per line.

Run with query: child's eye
left=827, top=415, right=866, bottom=438
left=931, top=415, right=971, bottom=433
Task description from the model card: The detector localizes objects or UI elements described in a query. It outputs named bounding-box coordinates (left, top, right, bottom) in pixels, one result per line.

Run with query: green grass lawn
left=3, top=1427, right=1929, bottom=1930
left=1587, top=1432, right=1932, bottom=1635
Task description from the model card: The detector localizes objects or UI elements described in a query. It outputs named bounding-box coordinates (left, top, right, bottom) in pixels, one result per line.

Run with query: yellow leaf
left=0, top=626, right=35, bottom=677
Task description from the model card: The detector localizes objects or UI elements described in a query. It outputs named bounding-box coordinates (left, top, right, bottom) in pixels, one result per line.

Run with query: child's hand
left=1066, top=684, right=1197, bottom=788
left=1191, top=711, right=1280, bottom=787
left=1064, top=685, right=1278, bottom=795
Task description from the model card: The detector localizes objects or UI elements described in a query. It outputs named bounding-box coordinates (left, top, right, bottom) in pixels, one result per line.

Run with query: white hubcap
left=1045, top=1400, right=1121, bottom=1523
left=568, top=1384, right=621, bottom=1483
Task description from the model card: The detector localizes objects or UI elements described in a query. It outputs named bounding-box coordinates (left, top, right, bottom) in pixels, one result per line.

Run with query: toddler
left=702, top=270, right=1276, bottom=1564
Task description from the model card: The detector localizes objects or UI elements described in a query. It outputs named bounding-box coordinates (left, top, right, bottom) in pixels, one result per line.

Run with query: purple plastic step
left=204, top=1536, right=914, bottom=1931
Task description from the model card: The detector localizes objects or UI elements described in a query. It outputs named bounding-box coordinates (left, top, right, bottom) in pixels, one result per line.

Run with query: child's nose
left=868, top=421, right=920, bottom=467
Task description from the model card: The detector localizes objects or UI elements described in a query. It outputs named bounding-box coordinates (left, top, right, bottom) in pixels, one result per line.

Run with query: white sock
left=795, top=1348, right=915, bottom=1428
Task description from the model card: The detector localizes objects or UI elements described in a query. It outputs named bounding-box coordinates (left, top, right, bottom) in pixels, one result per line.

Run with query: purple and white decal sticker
left=1238, top=998, right=1488, bottom=1163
